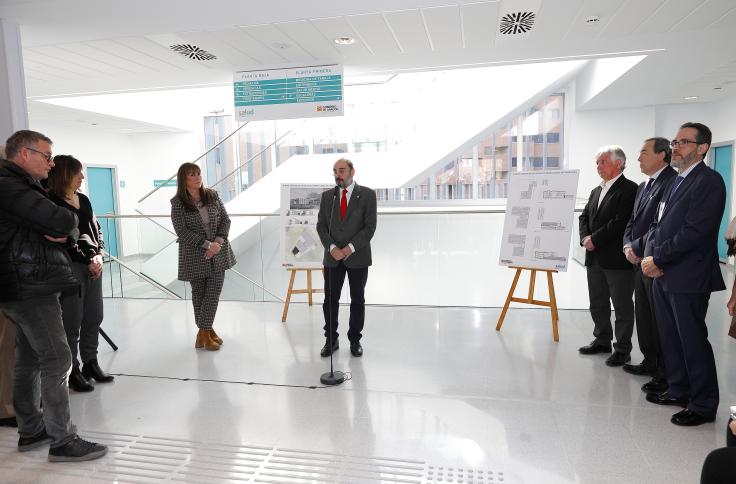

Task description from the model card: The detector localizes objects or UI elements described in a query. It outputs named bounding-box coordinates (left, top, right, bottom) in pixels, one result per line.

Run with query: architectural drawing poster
left=499, top=170, right=579, bottom=271
left=280, top=184, right=333, bottom=268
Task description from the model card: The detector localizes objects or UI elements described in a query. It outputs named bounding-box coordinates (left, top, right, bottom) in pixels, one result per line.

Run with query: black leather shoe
left=82, top=359, right=114, bottom=383
left=622, top=362, right=656, bottom=376
left=0, top=416, right=17, bottom=427
left=670, top=409, right=715, bottom=427
left=320, top=340, right=339, bottom=357
left=645, top=391, right=688, bottom=407
left=578, top=341, right=612, bottom=355
left=350, top=342, right=363, bottom=357
left=69, top=366, right=94, bottom=392
left=605, top=352, right=631, bottom=367
left=642, top=377, right=668, bottom=394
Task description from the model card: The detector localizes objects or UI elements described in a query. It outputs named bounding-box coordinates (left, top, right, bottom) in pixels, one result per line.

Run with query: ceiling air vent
left=499, top=12, right=536, bottom=35
left=169, top=44, right=217, bottom=61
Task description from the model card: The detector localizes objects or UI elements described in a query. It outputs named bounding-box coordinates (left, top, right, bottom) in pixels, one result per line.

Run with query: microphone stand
left=321, top=186, right=345, bottom=386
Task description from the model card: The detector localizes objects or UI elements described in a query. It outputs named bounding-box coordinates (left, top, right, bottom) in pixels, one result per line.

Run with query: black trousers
left=322, top=263, right=368, bottom=344
left=586, top=260, right=635, bottom=354
left=633, top=266, right=665, bottom=378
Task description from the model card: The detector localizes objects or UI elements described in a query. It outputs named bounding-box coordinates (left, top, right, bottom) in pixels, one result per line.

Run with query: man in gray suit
left=316, top=158, right=377, bottom=358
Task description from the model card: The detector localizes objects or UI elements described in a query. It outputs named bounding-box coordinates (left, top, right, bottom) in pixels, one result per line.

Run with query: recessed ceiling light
left=684, top=96, right=699, bottom=100
left=713, top=87, right=722, bottom=90
left=271, top=42, right=291, bottom=50
left=334, top=36, right=356, bottom=45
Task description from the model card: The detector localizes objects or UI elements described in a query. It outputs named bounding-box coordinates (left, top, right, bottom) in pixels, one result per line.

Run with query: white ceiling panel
left=461, top=2, right=500, bottom=49
left=422, top=5, right=462, bottom=51
left=529, top=0, right=583, bottom=42
left=597, top=0, right=666, bottom=38
left=709, top=4, right=736, bottom=29
left=23, top=59, right=80, bottom=81
left=24, top=48, right=104, bottom=78
left=276, top=20, right=340, bottom=61
left=116, top=37, right=199, bottom=70
left=239, top=24, right=313, bottom=63
left=310, top=16, right=374, bottom=60
left=175, top=31, right=258, bottom=68
left=383, top=10, right=432, bottom=53
left=564, top=0, right=626, bottom=41
left=634, top=0, right=707, bottom=34
left=347, top=13, right=400, bottom=56
left=84, top=40, right=172, bottom=72
left=30, top=45, right=131, bottom=76
left=670, top=0, right=736, bottom=31
left=212, top=28, right=285, bottom=65
left=56, top=42, right=156, bottom=75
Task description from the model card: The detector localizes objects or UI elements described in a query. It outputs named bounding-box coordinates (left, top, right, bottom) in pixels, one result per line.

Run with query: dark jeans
left=586, top=260, right=635, bottom=354
left=0, top=293, right=76, bottom=448
left=60, top=261, right=104, bottom=366
left=322, top=263, right=368, bottom=344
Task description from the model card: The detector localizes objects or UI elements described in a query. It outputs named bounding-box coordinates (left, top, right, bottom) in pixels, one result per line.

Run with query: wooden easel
left=496, top=266, right=560, bottom=341
left=281, top=268, right=324, bottom=323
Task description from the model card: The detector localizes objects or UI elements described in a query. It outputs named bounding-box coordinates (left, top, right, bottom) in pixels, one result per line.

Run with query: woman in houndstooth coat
left=171, top=163, right=235, bottom=351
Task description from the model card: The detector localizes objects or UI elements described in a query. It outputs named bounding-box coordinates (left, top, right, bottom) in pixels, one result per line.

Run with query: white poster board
left=280, top=184, right=333, bottom=268
left=499, top=170, right=579, bottom=271
left=234, top=65, right=343, bottom=122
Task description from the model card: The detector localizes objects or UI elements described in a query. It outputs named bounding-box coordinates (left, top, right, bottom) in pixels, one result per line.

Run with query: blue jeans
left=0, top=293, right=76, bottom=447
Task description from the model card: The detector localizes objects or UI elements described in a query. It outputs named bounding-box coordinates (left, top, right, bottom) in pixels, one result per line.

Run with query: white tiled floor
left=1, top=284, right=735, bottom=483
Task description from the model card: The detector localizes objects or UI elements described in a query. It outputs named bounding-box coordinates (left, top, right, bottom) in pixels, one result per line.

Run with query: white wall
left=29, top=120, right=200, bottom=257
left=565, top=81, right=654, bottom=196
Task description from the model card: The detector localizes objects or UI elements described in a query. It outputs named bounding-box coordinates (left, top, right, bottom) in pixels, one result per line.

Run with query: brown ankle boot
left=210, top=329, right=223, bottom=345
left=204, top=330, right=220, bottom=351
left=195, top=329, right=206, bottom=349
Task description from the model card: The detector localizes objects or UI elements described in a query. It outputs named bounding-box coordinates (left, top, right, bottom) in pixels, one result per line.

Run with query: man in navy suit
left=642, top=122, right=726, bottom=426
left=578, top=146, right=638, bottom=366
left=622, top=138, right=677, bottom=394
left=316, top=159, right=377, bottom=358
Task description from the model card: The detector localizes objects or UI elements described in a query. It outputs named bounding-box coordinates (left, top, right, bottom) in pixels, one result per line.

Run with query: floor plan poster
left=281, top=184, right=333, bottom=268
left=499, top=170, right=580, bottom=271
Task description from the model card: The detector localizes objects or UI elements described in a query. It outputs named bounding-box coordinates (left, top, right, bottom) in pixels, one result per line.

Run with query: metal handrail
left=209, top=129, right=293, bottom=192
left=99, top=207, right=587, bottom=218
left=105, top=252, right=182, bottom=299
left=137, top=120, right=251, bottom=203
left=125, top=211, right=283, bottom=302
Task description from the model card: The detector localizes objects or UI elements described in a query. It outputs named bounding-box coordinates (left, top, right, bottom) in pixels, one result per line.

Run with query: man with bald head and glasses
left=0, top=130, right=107, bottom=461
left=641, top=122, right=726, bottom=427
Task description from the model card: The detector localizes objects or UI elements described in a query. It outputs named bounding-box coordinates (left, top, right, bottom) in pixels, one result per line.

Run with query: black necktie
left=641, top=178, right=654, bottom=201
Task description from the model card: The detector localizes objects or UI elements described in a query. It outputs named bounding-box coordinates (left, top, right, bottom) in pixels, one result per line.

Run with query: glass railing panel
left=100, top=209, right=592, bottom=308
left=100, top=259, right=184, bottom=299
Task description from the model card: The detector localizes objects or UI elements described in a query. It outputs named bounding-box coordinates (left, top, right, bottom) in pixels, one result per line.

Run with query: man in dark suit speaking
left=316, top=158, right=377, bottom=358
left=578, top=146, right=638, bottom=366
left=642, top=122, right=725, bottom=426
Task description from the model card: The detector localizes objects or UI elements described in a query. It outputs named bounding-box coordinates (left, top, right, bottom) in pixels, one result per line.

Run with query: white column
left=0, top=19, right=29, bottom=142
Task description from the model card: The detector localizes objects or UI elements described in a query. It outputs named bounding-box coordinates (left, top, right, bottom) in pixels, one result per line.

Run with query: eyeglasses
left=669, top=139, right=699, bottom=148
left=24, top=146, right=53, bottom=161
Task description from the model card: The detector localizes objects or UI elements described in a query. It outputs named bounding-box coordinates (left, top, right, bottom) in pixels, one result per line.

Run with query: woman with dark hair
left=47, top=155, right=112, bottom=392
left=171, top=162, right=235, bottom=351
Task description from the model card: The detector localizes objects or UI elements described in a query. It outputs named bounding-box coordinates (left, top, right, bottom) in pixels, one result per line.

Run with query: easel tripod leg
left=496, top=268, right=522, bottom=331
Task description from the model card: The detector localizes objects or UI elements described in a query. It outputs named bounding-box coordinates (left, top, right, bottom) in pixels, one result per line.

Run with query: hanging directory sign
left=499, top=170, right=580, bottom=272
left=234, top=64, right=343, bottom=122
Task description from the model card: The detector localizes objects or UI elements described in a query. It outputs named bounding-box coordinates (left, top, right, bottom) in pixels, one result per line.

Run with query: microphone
left=321, top=183, right=345, bottom=386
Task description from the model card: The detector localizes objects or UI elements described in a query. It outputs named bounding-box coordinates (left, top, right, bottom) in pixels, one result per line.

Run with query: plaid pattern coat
left=170, top=192, right=236, bottom=281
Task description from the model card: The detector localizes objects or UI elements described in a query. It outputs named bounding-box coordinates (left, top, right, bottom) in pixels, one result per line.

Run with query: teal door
left=713, top=145, right=733, bottom=261
left=86, top=167, right=119, bottom=258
